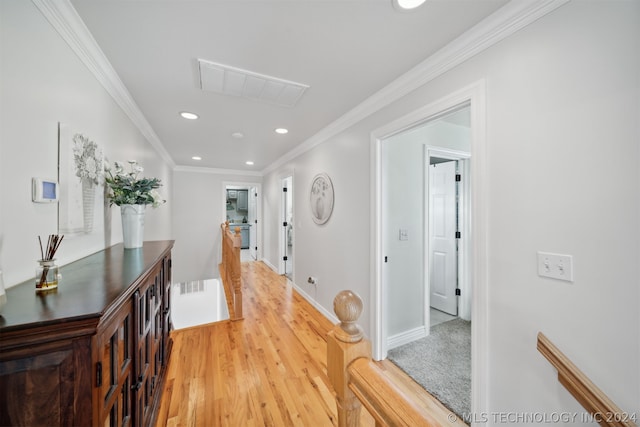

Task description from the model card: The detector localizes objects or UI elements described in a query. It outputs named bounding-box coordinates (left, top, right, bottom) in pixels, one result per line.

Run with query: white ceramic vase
left=120, top=204, right=146, bottom=249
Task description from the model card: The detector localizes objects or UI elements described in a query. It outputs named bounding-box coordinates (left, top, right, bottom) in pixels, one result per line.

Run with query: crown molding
left=174, top=165, right=263, bottom=177
left=261, top=0, right=570, bottom=175
left=31, top=0, right=176, bottom=167
left=31, top=0, right=569, bottom=176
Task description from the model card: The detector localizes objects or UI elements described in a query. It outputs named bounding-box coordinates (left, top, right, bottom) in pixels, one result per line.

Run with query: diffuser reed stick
left=37, top=234, right=63, bottom=288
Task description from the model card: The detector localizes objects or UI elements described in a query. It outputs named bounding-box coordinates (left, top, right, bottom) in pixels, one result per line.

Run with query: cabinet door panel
left=133, top=266, right=161, bottom=427
left=0, top=349, right=75, bottom=426
left=97, top=301, right=133, bottom=427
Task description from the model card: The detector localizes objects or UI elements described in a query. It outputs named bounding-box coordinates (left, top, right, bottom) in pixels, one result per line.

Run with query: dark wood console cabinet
left=0, top=240, right=174, bottom=427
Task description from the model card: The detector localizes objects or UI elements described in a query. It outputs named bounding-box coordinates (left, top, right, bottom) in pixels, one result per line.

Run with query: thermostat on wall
left=32, top=178, right=59, bottom=203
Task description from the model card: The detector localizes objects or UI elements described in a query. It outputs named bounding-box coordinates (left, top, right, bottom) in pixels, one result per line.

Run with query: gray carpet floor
left=387, top=318, right=471, bottom=419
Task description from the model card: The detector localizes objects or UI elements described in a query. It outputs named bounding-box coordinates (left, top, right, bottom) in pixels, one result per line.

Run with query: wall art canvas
left=58, top=123, right=104, bottom=235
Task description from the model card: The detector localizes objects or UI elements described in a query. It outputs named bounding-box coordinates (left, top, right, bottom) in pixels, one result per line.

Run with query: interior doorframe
left=370, top=80, right=488, bottom=416
left=278, top=173, right=294, bottom=277
left=222, top=181, right=263, bottom=261
left=426, top=147, right=471, bottom=324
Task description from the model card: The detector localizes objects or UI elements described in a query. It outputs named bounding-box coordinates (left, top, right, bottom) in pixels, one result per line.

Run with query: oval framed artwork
left=309, top=173, right=334, bottom=225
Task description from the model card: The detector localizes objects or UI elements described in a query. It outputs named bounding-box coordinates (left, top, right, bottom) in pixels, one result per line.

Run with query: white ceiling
left=70, top=0, right=507, bottom=172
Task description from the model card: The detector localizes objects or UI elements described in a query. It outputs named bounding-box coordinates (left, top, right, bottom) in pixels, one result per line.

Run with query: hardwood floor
left=155, top=261, right=464, bottom=426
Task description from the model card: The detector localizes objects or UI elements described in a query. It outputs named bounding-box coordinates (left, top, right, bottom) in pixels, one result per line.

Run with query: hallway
left=155, top=261, right=461, bottom=426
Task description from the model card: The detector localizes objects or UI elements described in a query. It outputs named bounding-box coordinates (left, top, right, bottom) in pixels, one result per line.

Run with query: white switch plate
left=399, top=229, right=408, bottom=241
left=537, top=252, right=574, bottom=282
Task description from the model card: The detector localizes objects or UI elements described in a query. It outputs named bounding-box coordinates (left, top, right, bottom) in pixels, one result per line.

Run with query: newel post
left=327, top=290, right=371, bottom=427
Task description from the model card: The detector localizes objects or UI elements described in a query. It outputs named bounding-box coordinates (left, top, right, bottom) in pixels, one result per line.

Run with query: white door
left=429, top=160, right=458, bottom=315
left=248, top=187, right=257, bottom=260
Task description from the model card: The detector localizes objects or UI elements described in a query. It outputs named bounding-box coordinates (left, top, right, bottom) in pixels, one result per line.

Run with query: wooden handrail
left=327, top=290, right=463, bottom=427
left=348, top=358, right=440, bottom=426
left=537, top=332, right=637, bottom=427
left=219, top=221, right=243, bottom=320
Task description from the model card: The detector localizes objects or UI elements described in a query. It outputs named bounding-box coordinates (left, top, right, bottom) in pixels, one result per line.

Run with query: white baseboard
left=387, top=325, right=428, bottom=350
left=262, top=259, right=278, bottom=273
left=291, top=283, right=339, bottom=326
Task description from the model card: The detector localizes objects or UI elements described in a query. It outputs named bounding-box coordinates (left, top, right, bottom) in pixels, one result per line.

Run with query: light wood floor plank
left=156, top=261, right=462, bottom=427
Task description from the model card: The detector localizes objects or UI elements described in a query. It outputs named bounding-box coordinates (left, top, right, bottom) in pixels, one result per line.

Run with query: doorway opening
left=380, top=105, right=472, bottom=418
left=280, top=176, right=294, bottom=279
left=427, top=148, right=471, bottom=326
left=224, top=182, right=261, bottom=262
left=371, top=80, right=488, bottom=416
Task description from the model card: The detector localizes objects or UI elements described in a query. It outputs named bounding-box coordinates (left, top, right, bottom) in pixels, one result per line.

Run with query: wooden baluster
left=219, top=222, right=243, bottom=320
left=327, top=290, right=371, bottom=427
left=233, top=227, right=242, bottom=319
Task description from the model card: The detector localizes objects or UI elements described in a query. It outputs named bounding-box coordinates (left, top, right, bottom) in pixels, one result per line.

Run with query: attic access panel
left=198, top=59, right=309, bottom=107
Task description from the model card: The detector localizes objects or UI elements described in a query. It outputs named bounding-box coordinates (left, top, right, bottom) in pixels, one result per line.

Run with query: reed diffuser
left=36, top=234, right=63, bottom=291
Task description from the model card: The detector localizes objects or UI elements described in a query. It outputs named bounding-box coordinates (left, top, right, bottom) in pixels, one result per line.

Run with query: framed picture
left=58, top=123, right=104, bottom=235
left=310, top=173, right=334, bottom=225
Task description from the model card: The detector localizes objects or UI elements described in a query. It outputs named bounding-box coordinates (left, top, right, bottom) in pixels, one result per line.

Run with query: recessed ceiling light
left=245, top=161, right=254, bottom=166
left=275, top=128, right=288, bottom=134
left=232, top=132, right=244, bottom=139
left=393, top=0, right=426, bottom=10
left=180, top=111, right=199, bottom=120
left=192, top=156, right=202, bottom=160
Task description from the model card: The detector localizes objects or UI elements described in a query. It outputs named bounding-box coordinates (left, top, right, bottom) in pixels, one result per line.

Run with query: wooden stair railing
left=219, top=221, right=243, bottom=320
left=327, top=290, right=454, bottom=427
left=537, top=332, right=637, bottom=427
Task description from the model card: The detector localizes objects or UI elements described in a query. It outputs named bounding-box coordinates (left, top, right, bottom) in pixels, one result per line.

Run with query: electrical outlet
left=307, top=276, right=318, bottom=285
left=537, top=252, right=574, bottom=282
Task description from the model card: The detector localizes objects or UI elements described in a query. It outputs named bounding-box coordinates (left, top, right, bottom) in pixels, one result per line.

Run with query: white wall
left=262, top=130, right=372, bottom=323
left=263, top=0, right=639, bottom=420
left=171, top=169, right=260, bottom=283
left=0, top=0, right=173, bottom=288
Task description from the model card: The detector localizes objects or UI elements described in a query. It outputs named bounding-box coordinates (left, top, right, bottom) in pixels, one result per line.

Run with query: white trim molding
left=293, top=282, right=338, bottom=326
left=31, top=0, right=175, bottom=167
left=387, top=326, right=428, bottom=351
left=33, top=0, right=568, bottom=175
left=262, top=0, right=569, bottom=175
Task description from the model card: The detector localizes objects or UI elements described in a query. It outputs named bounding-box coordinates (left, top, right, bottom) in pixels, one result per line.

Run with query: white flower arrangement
left=72, top=134, right=103, bottom=185
left=104, top=160, right=165, bottom=207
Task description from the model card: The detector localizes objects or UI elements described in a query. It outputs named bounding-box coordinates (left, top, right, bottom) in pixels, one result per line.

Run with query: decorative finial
left=333, top=290, right=363, bottom=343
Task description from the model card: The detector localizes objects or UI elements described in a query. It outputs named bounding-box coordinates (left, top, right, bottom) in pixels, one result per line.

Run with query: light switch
left=537, top=252, right=573, bottom=282
left=399, top=229, right=409, bottom=241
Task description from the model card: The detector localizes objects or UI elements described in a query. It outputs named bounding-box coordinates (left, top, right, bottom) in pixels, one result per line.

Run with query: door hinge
left=283, top=187, right=288, bottom=192
left=455, top=288, right=461, bottom=296
left=254, top=219, right=258, bottom=224
left=283, top=221, right=288, bottom=227
left=455, top=174, right=461, bottom=182
left=96, top=362, right=102, bottom=387
left=384, top=256, right=388, bottom=263
left=254, top=247, right=257, bottom=251
left=455, top=231, right=461, bottom=239
left=283, top=256, right=288, bottom=261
